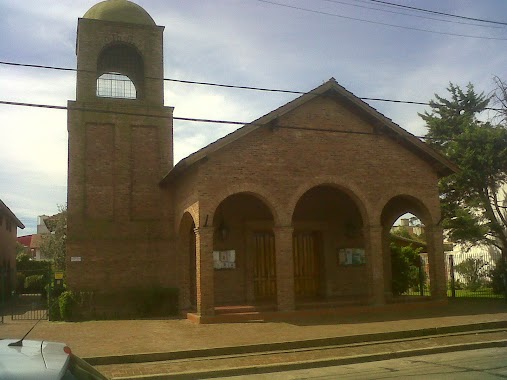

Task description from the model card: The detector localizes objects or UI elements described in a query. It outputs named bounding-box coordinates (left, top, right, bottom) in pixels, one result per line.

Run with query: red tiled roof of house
left=17, top=235, right=33, bottom=247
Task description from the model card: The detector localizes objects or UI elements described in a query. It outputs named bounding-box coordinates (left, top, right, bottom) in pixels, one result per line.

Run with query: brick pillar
left=274, top=226, right=295, bottom=311
left=195, top=226, right=214, bottom=316
left=426, top=225, right=447, bottom=300
left=365, top=225, right=385, bottom=305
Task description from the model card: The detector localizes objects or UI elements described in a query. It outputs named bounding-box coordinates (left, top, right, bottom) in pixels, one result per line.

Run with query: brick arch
left=377, top=193, right=437, bottom=228
left=204, top=183, right=281, bottom=226
left=287, top=176, right=371, bottom=226
left=176, top=203, right=200, bottom=234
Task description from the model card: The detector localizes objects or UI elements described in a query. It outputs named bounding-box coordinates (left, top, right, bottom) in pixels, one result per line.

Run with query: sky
left=1, top=0, right=507, bottom=235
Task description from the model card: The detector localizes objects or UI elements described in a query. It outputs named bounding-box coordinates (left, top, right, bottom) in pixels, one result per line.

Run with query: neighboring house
left=445, top=184, right=506, bottom=281
left=66, top=0, right=459, bottom=321
left=0, top=199, right=25, bottom=291
left=17, top=215, right=59, bottom=261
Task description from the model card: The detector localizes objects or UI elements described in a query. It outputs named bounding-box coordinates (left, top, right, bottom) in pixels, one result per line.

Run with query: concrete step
left=86, top=321, right=507, bottom=379
left=95, top=330, right=507, bottom=379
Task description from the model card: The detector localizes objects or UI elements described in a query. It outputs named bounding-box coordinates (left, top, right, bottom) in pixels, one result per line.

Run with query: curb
left=85, top=320, right=507, bottom=366
left=113, top=339, right=507, bottom=380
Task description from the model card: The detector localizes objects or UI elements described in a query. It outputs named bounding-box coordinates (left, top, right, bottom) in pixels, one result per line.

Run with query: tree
left=420, top=83, right=507, bottom=269
left=390, top=243, right=422, bottom=296
left=39, top=205, right=67, bottom=272
left=454, top=257, right=489, bottom=291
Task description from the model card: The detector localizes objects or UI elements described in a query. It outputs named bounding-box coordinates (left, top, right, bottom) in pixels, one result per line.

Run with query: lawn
left=447, top=288, right=504, bottom=298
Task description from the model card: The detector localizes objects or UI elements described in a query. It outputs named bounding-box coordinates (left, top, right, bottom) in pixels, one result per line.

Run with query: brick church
left=66, top=0, right=458, bottom=322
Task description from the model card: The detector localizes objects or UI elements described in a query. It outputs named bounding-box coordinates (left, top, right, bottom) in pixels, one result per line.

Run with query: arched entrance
left=212, top=193, right=276, bottom=306
left=381, top=195, right=433, bottom=301
left=292, top=185, right=366, bottom=303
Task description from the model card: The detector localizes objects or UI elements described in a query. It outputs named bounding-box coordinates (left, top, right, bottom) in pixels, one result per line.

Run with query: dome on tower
left=83, top=0, right=155, bottom=26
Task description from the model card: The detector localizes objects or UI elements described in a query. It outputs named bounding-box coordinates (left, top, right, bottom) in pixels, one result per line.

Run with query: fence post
left=449, top=254, right=456, bottom=298
left=419, top=256, right=424, bottom=296
left=1, top=269, right=4, bottom=324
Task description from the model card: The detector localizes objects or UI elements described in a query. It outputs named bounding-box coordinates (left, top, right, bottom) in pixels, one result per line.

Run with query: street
left=222, top=347, right=507, bottom=379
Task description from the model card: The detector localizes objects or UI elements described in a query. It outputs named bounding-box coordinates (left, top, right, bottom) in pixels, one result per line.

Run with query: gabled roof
left=160, top=78, right=458, bottom=185
left=17, top=235, right=33, bottom=247
left=0, top=199, right=25, bottom=229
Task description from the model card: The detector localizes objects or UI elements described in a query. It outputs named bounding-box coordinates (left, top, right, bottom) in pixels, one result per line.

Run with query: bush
left=24, top=275, right=46, bottom=295
left=390, top=243, right=422, bottom=296
left=16, top=253, right=51, bottom=272
left=455, top=257, right=488, bottom=291
left=59, top=291, right=78, bottom=321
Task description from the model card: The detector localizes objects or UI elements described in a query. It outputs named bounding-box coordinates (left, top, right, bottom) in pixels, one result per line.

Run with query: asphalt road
left=221, top=347, right=507, bottom=379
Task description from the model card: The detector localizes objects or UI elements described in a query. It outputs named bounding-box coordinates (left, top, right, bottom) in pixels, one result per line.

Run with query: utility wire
left=320, top=0, right=504, bottom=29
left=0, top=60, right=462, bottom=108
left=1, top=60, right=503, bottom=111
left=254, top=0, right=507, bottom=40
left=362, top=0, right=507, bottom=26
left=0, top=99, right=501, bottom=143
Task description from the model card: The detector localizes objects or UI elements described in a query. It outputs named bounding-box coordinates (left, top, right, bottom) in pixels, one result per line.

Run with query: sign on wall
left=338, top=248, right=366, bottom=265
left=213, top=250, right=236, bottom=269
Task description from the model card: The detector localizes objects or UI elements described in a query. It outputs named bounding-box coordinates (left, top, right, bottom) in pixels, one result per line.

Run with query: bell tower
left=67, top=0, right=174, bottom=297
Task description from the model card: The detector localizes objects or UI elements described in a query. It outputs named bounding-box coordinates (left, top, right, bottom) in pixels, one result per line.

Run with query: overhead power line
left=363, top=0, right=507, bottom=26
left=1, top=60, right=504, bottom=111
left=254, top=0, right=507, bottom=40
left=320, top=0, right=504, bottom=29
left=0, top=60, right=452, bottom=107
left=0, top=99, right=502, bottom=144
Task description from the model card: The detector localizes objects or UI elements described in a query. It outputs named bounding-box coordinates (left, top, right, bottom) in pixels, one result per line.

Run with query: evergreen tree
left=420, top=83, right=507, bottom=267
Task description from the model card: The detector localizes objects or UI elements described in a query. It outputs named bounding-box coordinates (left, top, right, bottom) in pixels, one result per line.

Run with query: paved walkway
left=1, top=299, right=506, bottom=358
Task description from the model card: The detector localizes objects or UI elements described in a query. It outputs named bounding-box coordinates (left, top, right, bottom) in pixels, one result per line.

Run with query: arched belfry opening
left=96, top=44, right=144, bottom=99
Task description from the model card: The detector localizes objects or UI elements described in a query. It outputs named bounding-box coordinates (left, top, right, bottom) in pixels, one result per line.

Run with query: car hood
left=0, top=339, right=70, bottom=380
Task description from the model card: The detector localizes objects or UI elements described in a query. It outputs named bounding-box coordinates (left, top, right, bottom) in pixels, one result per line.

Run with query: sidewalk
left=1, top=299, right=506, bottom=359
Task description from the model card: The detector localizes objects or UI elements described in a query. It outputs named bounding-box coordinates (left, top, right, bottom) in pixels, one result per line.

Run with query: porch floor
left=187, top=296, right=440, bottom=323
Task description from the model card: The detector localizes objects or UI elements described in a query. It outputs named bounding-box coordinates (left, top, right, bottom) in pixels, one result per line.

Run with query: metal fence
left=402, top=254, right=431, bottom=297
left=446, top=251, right=505, bottom=299
left=0, top=269, right=51, bottom=322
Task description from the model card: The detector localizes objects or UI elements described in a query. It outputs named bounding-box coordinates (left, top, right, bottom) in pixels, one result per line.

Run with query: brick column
left=274, top=226, right=295, bottom=311
left=195, top=226, right=215, bottom=316
left=365, top=225, right=385, bottom=305
left=426, top=225, right=447, bottom=300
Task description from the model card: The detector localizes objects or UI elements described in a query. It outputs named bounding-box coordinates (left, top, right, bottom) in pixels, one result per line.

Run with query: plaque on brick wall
left=338, top=248, right=365, bottom=266
left=213, top=250, right=236, bottom=269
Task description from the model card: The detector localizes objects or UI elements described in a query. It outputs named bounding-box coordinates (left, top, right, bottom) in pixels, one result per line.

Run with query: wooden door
left=253, top=232, right=277, bottom=299
left=293, top=232, right=321, bottom=297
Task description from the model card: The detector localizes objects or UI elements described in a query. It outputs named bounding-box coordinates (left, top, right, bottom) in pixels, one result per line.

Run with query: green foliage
left=15, top=242, right=26, bottom=256
left=39, top=206, right=67, bottom=272
left=420, top=82, right=507, bottom=261
left=15, top=253, right=51, bottom=272
left=390, top=243, right=422, bottom=296
left=59, top=290, right=78, bottom=321
left=489, top=259, right=506, bottom=295
left=24, top=275, right=46, bottom=294
left=455, top=257, right=489, bottom=291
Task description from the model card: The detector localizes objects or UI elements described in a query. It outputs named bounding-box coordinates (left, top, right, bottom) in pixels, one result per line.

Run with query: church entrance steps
left=187, top=299, right=446, bottom=324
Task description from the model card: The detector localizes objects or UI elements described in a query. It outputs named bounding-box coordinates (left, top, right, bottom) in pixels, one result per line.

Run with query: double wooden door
left=253, top=232, right=277, bottom=299
left=293, top=231, right=321, bottom=297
